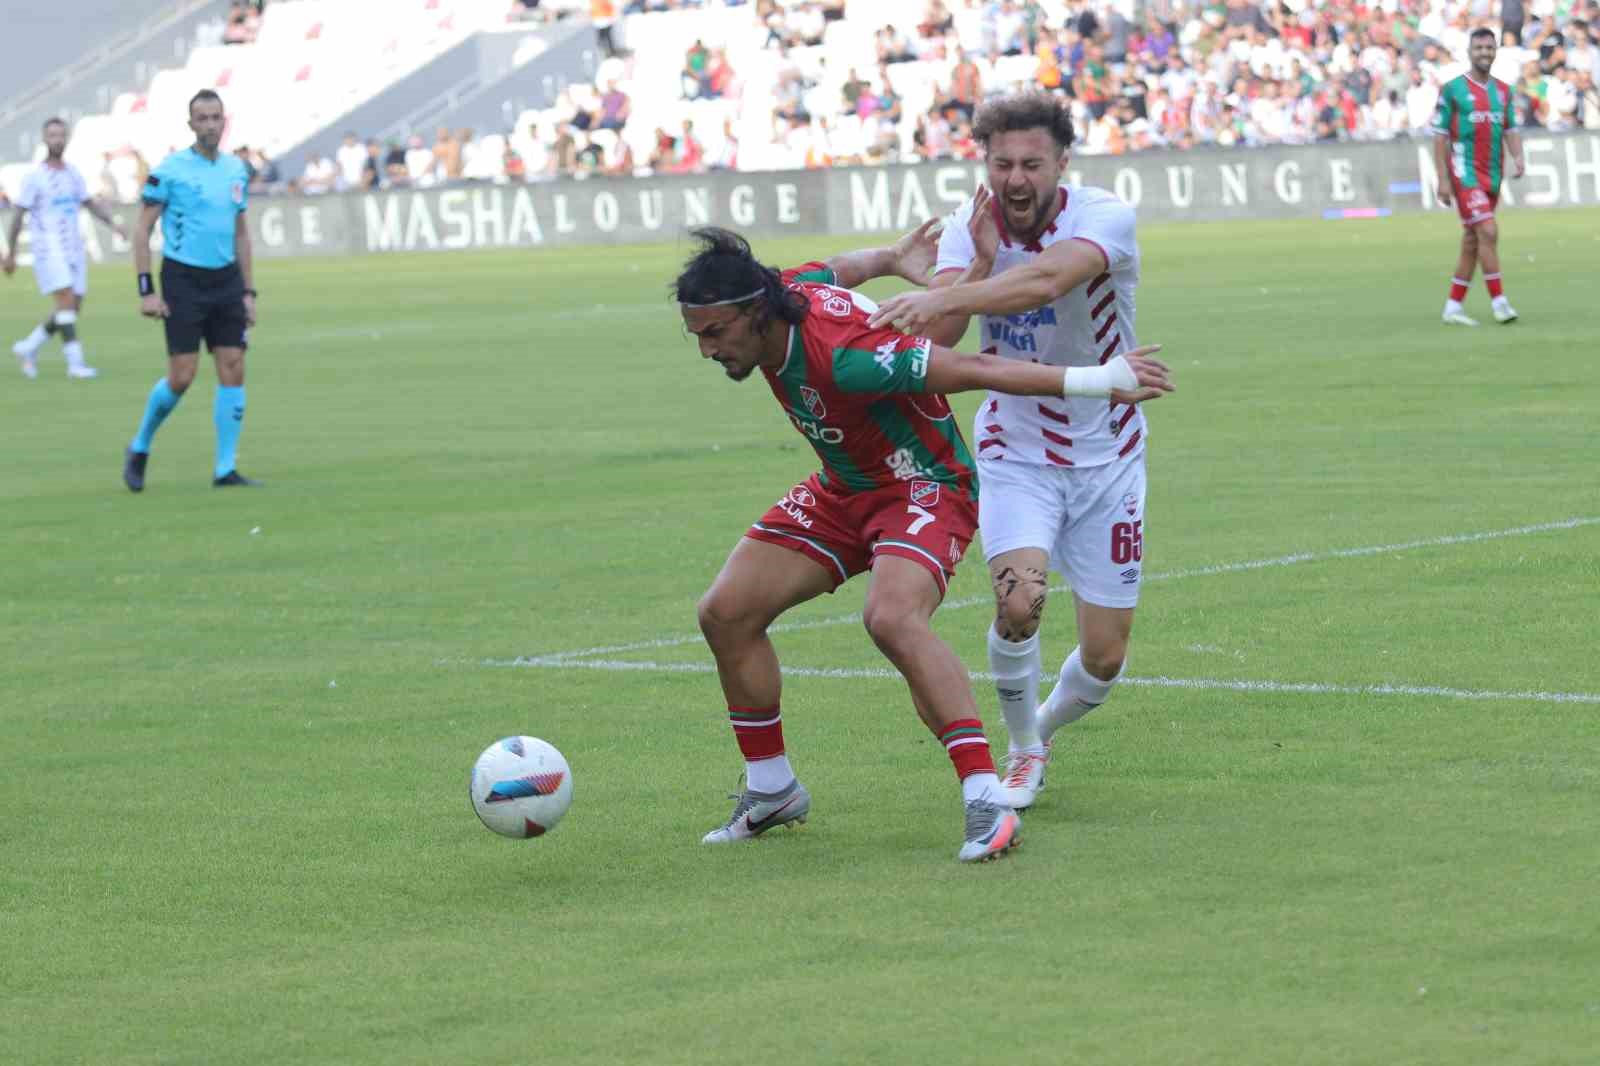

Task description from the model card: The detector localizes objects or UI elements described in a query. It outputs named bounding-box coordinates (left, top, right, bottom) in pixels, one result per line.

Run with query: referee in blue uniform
left=123, top=89, right=258, bottom=491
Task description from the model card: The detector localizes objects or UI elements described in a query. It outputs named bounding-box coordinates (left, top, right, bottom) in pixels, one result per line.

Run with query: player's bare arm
left=134, top=202, right=168, bottom=318
left=1506, top=129, right=1525, bottom=178
left=1433, top=133, right=1454, bottom=206
left=823, top=216, right=942, bottom=289
left=925, top=343, right=1171, bottom=399
left=236, top=210, right=256, bottom=327
left=870, top=236, right=1107, bottom=336
left=83, top=197, right=128, bottom=241
left=922, top=186, right=1001, bottom=347
left=2, top=205, right=23, bottom=275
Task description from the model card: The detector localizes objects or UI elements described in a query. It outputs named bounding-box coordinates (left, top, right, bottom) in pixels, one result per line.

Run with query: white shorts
left=34, top=253, right=88, bottom=297
left=977, top=453, right=1147, bottom=609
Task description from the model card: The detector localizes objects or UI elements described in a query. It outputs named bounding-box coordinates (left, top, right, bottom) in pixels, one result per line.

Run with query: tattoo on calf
left=991, top=566, right=1049, bottom=640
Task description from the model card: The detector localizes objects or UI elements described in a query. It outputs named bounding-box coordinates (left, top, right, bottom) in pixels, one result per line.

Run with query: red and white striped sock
left=1448, top=277, right=1470, bottom=304
left=1485, top=273, right=1504, bottom=299
left=729, top=705, right=794, bottom=793
left=938, top=718, right=1002, bottom=803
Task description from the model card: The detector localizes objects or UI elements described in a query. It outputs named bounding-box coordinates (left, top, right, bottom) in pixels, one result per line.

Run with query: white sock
left=1039, top=646, right=1120, bottom=741
left=745, top=754, right=795, bottom=794
left=987, top=625, right=1043, bottom=752
left=1444, top=299, right=1463, bottom=314
left=63, top=340, right=87, bottom=368
left=17, top=326, right=47, bottom=354
left=962, top=771, right=1001, bottom=804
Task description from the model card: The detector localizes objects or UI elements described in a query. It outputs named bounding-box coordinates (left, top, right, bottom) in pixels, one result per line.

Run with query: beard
left=1001, top=185, right=1053, bottom=238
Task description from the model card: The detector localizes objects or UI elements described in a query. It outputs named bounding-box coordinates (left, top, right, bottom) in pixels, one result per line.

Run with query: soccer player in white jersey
left=869, top=92, right=1164, bottom=810
left=2, top=118, right=127, bottom=379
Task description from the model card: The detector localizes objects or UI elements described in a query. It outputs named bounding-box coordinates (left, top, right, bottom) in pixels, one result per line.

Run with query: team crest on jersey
left=822, top=295, right=851, bottom=317
left=800, top=386, right=826, bottom=418
left=231, top=181, right=244, bottom=204
left=1122, top=493, right=1138, bottom=516
left=910, top=480, right=940, bottom=508
left=788, top=486, right=816, bottom=508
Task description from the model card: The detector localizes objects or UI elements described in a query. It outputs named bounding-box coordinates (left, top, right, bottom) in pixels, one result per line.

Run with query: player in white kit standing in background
left=869, top=92, right=1164, bottom=810
left=3, top=118, right=127, bottom=379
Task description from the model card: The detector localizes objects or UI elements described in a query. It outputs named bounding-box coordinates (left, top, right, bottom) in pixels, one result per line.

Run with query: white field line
left=483, top=656, right=1600, bottom=705
left=531, top=516, right=1600, bottom=663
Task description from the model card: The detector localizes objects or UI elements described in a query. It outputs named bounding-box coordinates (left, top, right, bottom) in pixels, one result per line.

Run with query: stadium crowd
left=294, top=0, right=1600, bottom=192
left=21, top=0, right=1600, bottom=201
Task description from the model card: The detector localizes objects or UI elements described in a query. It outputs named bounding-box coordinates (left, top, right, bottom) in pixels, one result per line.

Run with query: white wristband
left=1061, top=355, right=1138, bottom=398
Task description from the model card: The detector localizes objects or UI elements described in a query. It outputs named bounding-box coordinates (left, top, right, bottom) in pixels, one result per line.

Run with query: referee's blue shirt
left=142, top=148, right=250, bottom=269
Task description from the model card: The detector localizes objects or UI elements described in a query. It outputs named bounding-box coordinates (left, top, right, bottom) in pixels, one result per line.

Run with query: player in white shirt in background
left=3, top=118, right=128, bottom=379
left=869, top=92, right=1166, bottom=811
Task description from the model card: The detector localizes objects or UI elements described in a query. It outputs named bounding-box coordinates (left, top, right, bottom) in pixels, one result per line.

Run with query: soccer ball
left=469, top=736, right=574, bottom=839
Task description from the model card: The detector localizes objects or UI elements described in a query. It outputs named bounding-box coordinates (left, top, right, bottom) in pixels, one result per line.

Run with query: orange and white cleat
left=999, top=749, right=1048, bottom=810
left=958, top=797, right=1021, bottom=862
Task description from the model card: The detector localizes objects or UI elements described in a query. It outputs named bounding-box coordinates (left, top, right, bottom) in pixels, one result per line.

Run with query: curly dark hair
left=971, top=91, right=1076, bottom=151
left=670, top=227, right=808, bottom=333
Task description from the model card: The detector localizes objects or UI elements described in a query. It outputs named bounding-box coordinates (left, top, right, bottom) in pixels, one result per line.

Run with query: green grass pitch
left=3, top=207, right=1598, bottom=1065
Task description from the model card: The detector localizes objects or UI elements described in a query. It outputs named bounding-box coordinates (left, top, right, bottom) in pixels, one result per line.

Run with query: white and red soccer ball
left=469, top=736, right=574, bottom=839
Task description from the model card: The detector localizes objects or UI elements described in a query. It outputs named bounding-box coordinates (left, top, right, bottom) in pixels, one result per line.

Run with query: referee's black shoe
left=123, top=448, right=148, bottom=493
left=213, top=470, right=262, bottom=488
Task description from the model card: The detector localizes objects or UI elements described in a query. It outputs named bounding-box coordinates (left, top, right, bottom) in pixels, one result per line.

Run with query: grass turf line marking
left=530, top=516, right=1600, bottom=662
left=484, top=657, right=1600, bottom=705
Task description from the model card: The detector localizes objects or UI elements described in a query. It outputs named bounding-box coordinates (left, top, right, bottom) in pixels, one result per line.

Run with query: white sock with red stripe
left=938, top=718, right=1002, bottom=803
left=987, top=625, right=1043, bottom=753
left=729, top=705, right=794, bottom=793
left=1039, top=646, right=1119, bottom=740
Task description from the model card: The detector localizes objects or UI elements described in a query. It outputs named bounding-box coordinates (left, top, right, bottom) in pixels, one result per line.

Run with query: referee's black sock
left=43, top=316, right=59, bottom=335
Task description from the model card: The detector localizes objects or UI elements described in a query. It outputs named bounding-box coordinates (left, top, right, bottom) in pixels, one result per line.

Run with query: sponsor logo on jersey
left=910, top=480, right=940, bottom=508
left=788, top=486, right=816, bottom=508
left=1122, top=493, right=1138, bottom=516
left=800, top=385, right=826, bottom=418
left=886, top=447, right=935, bottom=482
left=1467, top=110, right=1502, bottom=125
left=1120, top=566, right=1140, bottom=585
left=790, top=414, right=844, bottom=444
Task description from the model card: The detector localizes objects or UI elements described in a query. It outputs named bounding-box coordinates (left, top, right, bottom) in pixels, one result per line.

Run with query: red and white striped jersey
left=17, top=162, right=90, bottom=264
left=935, top=184, right=1144, bottom=469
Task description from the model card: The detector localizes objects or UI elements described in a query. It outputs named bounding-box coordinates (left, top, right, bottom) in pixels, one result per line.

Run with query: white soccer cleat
left=958, top=796, right=1022, bottom=863
left=999, top=749, right=1048, bottom=810
left=1441, top=309, right=1479, bottom=327
left=701, top=778, right=810, bottom=844
left=12, top=341, right=38, bottom=379
left=66, top=364, right=99, bottom=379
left=1491, top=298, right=1518, bottom=324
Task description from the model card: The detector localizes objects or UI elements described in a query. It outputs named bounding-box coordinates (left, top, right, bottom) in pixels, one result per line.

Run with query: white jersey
left=17, top=162, right=90, bottom=265
left=936, top=184, right=1144, bottom=469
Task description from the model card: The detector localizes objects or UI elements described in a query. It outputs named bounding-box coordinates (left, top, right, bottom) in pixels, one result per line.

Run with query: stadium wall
left=5, top=134, right=1598, bottom=266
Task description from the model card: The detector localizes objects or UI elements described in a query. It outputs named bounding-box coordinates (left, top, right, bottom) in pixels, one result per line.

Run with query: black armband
left=137, top=272, right=154, bottom=297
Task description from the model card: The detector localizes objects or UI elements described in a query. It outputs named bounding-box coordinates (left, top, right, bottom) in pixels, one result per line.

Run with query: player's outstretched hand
left=1119, top=344, right=1173, bottom=397
left=141, top=294, right=169, bottom=319
left=867, top=289, right=945, bottom=335
left=968, top=185, right=1000, bottom=264
left=892, top=216, right=943, bottom=286
left=1436, top=180, right=1454, bottom=207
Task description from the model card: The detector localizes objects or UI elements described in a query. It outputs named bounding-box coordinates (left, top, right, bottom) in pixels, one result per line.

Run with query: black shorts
left=160, top=258, right=247, bottom=355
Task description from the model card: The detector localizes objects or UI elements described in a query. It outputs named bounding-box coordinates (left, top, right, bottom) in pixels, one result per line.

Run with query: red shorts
left=1452, top=181, right=1498, bottom=228
left=746, top=473, right=977, bottom=596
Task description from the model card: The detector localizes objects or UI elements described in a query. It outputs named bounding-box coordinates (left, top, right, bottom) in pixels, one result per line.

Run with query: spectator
left=457, top=129, right=478, bottom=179
left=451, top=130, right=472, bottom=180
left=301, top=152, right=337, bottom=194
left=877, top=24, right=915, bottom=64
left=682, top=39, right=710, bottom=99
left=592, top=0, right=619, bottom=57
left=404, top=135, right=434, bottom=186
left=336, top=131, right=367, bottom=190
left=646, top=126, right=676, bottom=171
left=674, top=119, right=706, bottom=174
left=362, top=139, right=383, bottom=189
left=596, top=80, right=630, bottom=131
left=383, top=140, right=409, bottom=186
left=222, top=1, right=261, bottom=45
left=710, top=117, right=739, bottom=170
left=503, top=145, right=527, bottom=183
left=1579, top=69, right=1600, bottom=129
left=431, top=128, right=460, bottom=184
left=706, top=48, right=736, bottom=98
left=949, top=48, right=981, bottom=120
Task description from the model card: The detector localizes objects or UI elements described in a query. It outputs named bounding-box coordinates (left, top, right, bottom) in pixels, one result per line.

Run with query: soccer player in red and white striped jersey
left=870, top=92, right=1166, bottom=812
